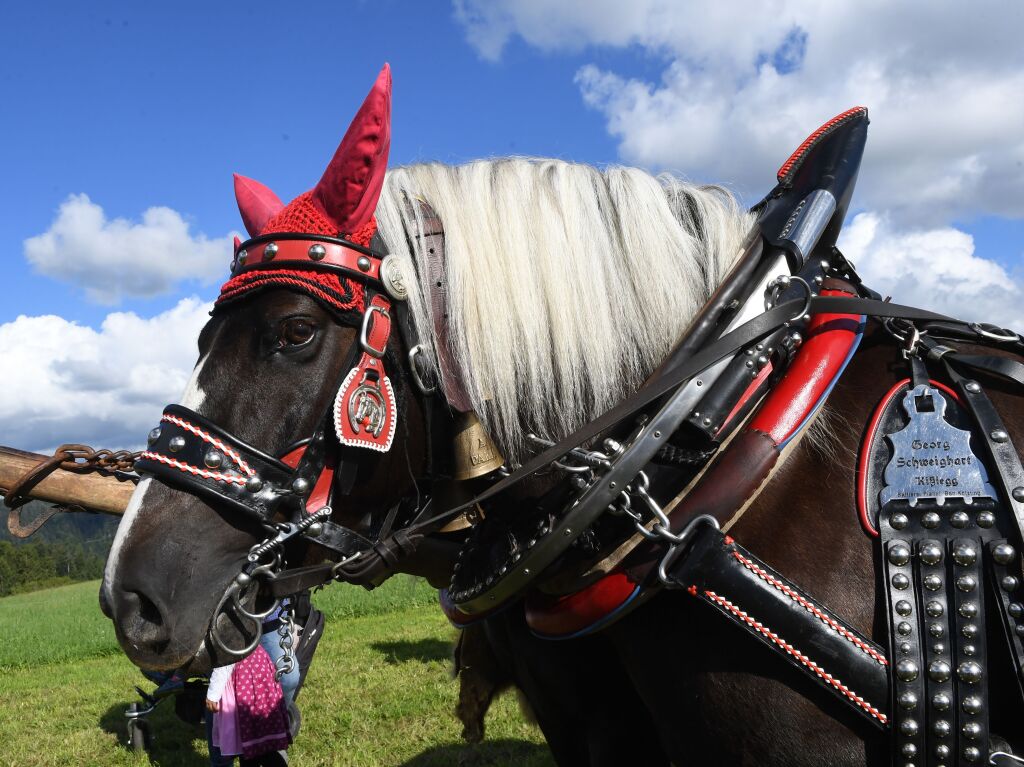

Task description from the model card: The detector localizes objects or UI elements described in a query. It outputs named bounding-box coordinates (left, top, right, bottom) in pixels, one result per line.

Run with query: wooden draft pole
left=0, top=446, right=131, bottom=517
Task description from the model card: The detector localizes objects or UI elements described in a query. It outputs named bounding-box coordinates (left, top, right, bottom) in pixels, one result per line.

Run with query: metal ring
left=408, top=345, right=438, bottom=395
left=991, top=752, right=1024, bottom=766
left=208, top=584, right=263, bottom=657
left=359, top=305, right=390, bottom=358
left=657, top=514, right=720, bottom=585
left=970, top=322, right=1019, bottom=343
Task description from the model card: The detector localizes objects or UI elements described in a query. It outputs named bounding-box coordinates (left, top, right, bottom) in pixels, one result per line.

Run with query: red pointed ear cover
left=233, top=174, right=285, bottom=237
left=312, top=63, right=392, bottom=234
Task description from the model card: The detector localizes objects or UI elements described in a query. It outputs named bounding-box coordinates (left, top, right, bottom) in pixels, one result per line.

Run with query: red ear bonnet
left=233, top=174, right=285, bottom=238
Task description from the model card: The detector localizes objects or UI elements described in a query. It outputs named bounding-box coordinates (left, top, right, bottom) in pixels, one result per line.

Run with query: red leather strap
left=237, top=238, right=381, bottom=281
left=279, top=444, right=335, bottom=515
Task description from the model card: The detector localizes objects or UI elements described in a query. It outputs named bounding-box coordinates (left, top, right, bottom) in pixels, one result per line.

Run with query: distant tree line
left=0, top=501, right=117, bottom=596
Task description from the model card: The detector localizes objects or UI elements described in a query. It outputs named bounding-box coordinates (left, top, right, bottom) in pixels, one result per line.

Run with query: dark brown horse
left=101, top=69, right=1024, bottom=766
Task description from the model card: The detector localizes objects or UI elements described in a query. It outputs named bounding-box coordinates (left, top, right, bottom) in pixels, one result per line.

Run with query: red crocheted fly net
left=215, top=191, right=379, bottom=320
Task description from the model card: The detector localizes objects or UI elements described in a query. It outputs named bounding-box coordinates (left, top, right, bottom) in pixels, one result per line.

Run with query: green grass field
left=0, top=579, right=554, bottom=766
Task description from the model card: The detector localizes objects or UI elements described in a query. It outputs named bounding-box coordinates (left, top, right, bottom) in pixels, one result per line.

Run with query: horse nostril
left=113, top=586, right=173, bottom=655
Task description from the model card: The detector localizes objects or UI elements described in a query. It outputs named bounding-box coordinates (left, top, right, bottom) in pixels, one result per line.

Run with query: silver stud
left=291, top=477, right=311, bottom=495
left=896, top=659, right=919, bottom=681
left=932, top=642, right=945, bottom=654
left=308, top=244, right=326, bottom=261
left=920, top=542, right=943, bottom=564
left=889, top=544, right=912, bottom=565
left=926, top=601, right=943, bottom=617
left=1013, top=487, right=1024, bottom=503
left=936, top=743, right=950, bottom=759
left=147, top=427, right=162, bottom=445
left=235, top=572, right=252, bottom=586
left=922, top=512, right=941, bottom=529
left=965, top=381, right=981, bottom=393
left=901, top=743, right=917, bottom=758
left=956, top=574, right=977, bottom=592
left=932, top=692, right=951, bottom=710
left=898, top=621, right=913, bottom=635
left=993, top=543, right=1017, bottom=565
left=245, top=476, right=263, bottom=493
left=898, top=691, right=918, bottom=709
left=964, top=746, right=981, bottom=762
left=959, top=602, right=978, bottom=618
left=237, top=249, right=248, bottom=266
left=892, top=573, right=910, bottom=590
left=962, top=696, right=982, bottom=715
left=930, top=622, right=945, bottom=637
left=899, top=642, right=911, bottom=654
left=933, top=719, right=950, bottom=737
left=924, top=574, right=942, bottom=590
left=1003, top=575, right=1020, bottom=591
left=951, top=511, right=970, bottom=528
left=357, top=255, right=372, bottom=272
left=1008, top=602, right=1023, bottom=618
left=991, top=429, right=1009, bottom=443
left=953, top=543, right=977, bottom=566
left=305, top=521, right=323, bottom=537
left=928, top=660, right=951, bottom=682
left=962, top=623, right=978, bottom=638
left=896, top=600, right=913, bottom=616
left=1017, top=625, right=1024, bottom=637
left=899, top=719, right=919, bottom=737
left=263, top=242, right=278, bottom=261
left=204, top=450, right=224, bottom=469
left=957, top=661, right=983, bottom=683
left=168, top=436, right=186, bottom=452
left=891, top=512, right=909, bottom=530
left=964, top=643, right=978, bottom=656
left=977, top=511, right=996, bottom=528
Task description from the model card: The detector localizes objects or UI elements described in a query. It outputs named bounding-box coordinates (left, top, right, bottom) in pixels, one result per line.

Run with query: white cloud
left=0, top=298, right=211, bottom=452
left=455, top=0, right=1024, bottom=226
left=24, top=194, right=234, bottom=305
left=838, top=212, right=1023, bottom=331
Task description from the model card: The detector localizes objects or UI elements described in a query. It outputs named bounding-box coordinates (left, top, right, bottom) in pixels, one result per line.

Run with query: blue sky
left=2, top=0, right=1022, bottom=450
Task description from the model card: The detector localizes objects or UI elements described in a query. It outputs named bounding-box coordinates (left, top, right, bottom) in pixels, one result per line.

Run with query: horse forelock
left=375, top=159, right=755, bottom=461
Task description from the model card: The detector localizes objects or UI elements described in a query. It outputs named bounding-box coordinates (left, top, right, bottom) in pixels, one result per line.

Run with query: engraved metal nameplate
left=880, top=385, right=996, bottom=506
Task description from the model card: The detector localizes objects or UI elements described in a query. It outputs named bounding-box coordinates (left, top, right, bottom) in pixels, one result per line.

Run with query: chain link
left=275, top=599, right=296, bottom=682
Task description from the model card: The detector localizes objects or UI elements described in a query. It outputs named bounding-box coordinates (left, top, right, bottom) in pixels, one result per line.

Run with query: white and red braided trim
left=731, top=551, right=889, bottom=667
left=160, top=413, right=255, bottom=477
left=699, top=588, right=888, bottom=725
left=138, top=451, right=249, bottom=486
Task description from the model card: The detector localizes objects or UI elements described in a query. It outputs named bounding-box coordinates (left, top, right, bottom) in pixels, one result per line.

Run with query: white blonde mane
left=375, top=159, right=754, bottom=460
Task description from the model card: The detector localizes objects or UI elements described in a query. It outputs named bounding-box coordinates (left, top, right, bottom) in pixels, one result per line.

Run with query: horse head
left=101, top=64, right=426, bottom=672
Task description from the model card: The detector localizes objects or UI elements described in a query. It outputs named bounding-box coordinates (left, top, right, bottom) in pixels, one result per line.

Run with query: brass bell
left=452, top=411, right=504, bottom=481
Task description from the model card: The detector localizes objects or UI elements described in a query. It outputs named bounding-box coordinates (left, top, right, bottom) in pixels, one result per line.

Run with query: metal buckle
left=970, top=322, right=1019, bottom=344
left=360, top=305, right=390, bottom=358
left=408, top=345, right=437, bottom=395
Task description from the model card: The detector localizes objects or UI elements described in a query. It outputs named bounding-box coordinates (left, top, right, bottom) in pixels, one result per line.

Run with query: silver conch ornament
left=379, top=255, right=408, bottom=302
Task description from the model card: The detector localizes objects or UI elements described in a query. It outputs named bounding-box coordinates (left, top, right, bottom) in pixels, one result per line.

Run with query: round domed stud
left=891, top=512, right=909, bottom=530
left=920, top=542, right=943, bottom=564
left=935, top=743, right=950, bottom=759
left=889, top=544, right=912, bottom=566
left=956, top=574, right=978, bottom=592
left=291, top=477, right=311, bottom=495
left=899, top=719, right=919, bottom=737
left=1017, top=624, right=1024, bottom=637
left=168, top=436, right=186, bottom=452
left=237, top=249, right=248, bottom=267
left=951, top=511, right=970, bottom=528
left=957, top=661, right=983, bottom=684
left=235, top=571, right=252, bottom=586
left=932, top=692, right=951, bottom=710
left=991, top=429, right=1009, bottom=443
left=993, top=543, right=1017, bottom=565
left=963, top=745, right=981, bottom=762
left=1009, top=602, right=1024, bottom=618
left=896, top=659, right=919, bottom=682
left=357, top=256, right=372, bottom=272
left=977, top=511, right=996, bottom=528
left=932, top=642, right=945, bottom=654
left=929, top=622, right=945, bottom=637
left=245, top=476, right=263, bottom=493
left=962, top=696, right=983, bottom=715
left=964, top=643, right=978, bottom=656
left=263, top=242, right=278, bottom=261
left=204, top=450, right=224, bottom=469
left=928, top=660, right=951, bottom=682
left=308, top=244, right=326, bottom=261
left=892, top=573, right=910, bottom=590
left=962, top=623, right=979, bottom=639
left=923, top=574, right=942, bottom=591
left=896, top=600, right=913, bottom=616
left=305, top=521, right=323, bottom=537
left=1003, top=576, right=1020, bottom=592
left=1013, top=486, right=1024, bottom=503
left=898, top=691, right=918, bottom=709
left=898, top=621, right=913, bottom=636
left=965, top=381, right=981, bottom=393
left=932, top=719, right=950, bottom=737
left=926, top=601, right=944, bottom=617
left=899, top=642, right=911, bottom=654
left=901, top=743, right=917, bottom=758
left=959, top=601, right=979, bottom=618
left=953, top=543, right=977, bottom=566
left=147, top=427, right=162, bottom=445
left=922, top=511, right=941, bottom=529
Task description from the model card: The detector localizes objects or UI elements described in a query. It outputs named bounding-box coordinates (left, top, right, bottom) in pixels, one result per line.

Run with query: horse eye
left=281, top=318, right=315, bottom=347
